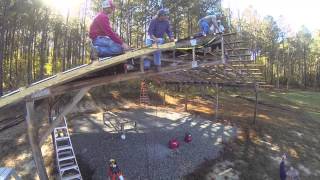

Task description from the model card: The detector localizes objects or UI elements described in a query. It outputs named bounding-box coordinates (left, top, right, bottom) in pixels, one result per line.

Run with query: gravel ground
left=70, top=107, right=237, bottom=180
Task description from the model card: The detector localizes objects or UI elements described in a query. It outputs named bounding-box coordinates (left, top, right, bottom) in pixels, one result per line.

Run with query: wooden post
left=192, top=47, right=197, bottom=68
left=47, top=97, right=55, bottom=148
left=287, top=47, right=291, bottom=90
left=163, top=85, right=166, bottom=106
left=253, top=83, right=258, bottom=125
left=124, top=65, right=128, bottom=74
left=215, top=84, right=219, bottom=120
left=26, top=101, right=49, bottom=180
left=192, top=47, right=196, bottom=62
left=140, top=57, right=144, bottom=73
left=221, top=35, right=225, bottom=64
left=184, top=86, right=188, bottom=112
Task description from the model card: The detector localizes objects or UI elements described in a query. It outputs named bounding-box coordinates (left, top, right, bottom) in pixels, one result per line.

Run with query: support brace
left=39, top=87, right=91, bottom=146
left=221, top=35, right=225, bottom=64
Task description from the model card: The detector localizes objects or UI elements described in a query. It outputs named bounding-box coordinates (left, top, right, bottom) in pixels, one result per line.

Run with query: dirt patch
left=0, top=121, right=56, bottom=179
left=209, top=91, right=320, bottom=180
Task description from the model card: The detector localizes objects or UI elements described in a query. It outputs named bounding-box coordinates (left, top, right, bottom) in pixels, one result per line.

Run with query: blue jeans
left=146, top=38, right=164, bottom=66
left=92, top=36, right=123, bottom=57
left=200, top=20, right=210, bottom=35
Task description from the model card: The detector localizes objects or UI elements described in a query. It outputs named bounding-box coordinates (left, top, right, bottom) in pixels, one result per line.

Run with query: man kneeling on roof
left=146, top=8, right=175, bottom=72
left=89, top=0, right=129, bottom=60
left=198, top=13, right=222, bottom=36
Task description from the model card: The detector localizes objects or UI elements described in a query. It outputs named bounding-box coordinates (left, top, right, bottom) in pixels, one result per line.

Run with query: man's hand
left=122, top=43, right=130, bottom=51
left=152, top=38, right=162, bottom=43
left=152, top=43, right=158, bottom=48
left=170, top=38, right=175, bottom=42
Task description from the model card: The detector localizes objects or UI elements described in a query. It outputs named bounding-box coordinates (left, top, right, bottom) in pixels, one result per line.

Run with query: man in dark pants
left=146, top=8, right=175, bottom=72
left=280, top=155, right=287, bottom=180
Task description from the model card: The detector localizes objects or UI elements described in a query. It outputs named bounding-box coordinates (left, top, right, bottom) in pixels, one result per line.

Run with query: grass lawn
left=260, top=90, right=320, bottom=120
left=185, top=89, right=320, bottom=180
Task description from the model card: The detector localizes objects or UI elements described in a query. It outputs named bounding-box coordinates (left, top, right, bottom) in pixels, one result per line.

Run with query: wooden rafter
left=39, top=87, right=90, bottom=146
left=0, top=35, right=220, bottom=109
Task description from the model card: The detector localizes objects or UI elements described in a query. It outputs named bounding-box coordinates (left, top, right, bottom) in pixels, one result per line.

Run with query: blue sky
left=222, top=0, right=320, bottom=33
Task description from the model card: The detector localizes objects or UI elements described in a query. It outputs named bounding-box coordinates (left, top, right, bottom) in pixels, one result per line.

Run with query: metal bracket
left=31, top=89, right=51, bottom=99
left=190, top=39, right=197, bottom=46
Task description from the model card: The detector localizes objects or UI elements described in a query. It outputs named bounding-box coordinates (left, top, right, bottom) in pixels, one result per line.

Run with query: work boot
left=124, top=64, right=134, bottom=71
left=90, top=46, right=98, bottom=61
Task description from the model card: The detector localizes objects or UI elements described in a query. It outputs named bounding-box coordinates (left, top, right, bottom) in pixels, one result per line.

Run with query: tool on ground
left=108, top=159, right=124, bottom=180
left=184, top=132, right=192, bottom=143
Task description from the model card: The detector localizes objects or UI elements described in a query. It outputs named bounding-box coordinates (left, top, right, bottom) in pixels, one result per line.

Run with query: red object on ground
left=108, top=166, right=124, bottom=180
left=168, top=138, right=180, bottom=149
left=184, top=133, right=192, bottom=143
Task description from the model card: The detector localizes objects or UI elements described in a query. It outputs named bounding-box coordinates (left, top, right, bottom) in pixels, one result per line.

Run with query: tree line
left=0, top=0, right=319, bottom=96
left=0, top=0, right=221, bottom=96
left=235, top=7, right=320, bottom=89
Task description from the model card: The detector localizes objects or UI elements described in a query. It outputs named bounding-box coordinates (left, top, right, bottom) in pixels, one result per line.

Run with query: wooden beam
left=163, top=84, right=166, bottom=106
left=214, top=48, right=249, bottom=53
left=215, top=84, right=219, bottom=120
left=215, top=65, right=237, bottom=81
left=2, top=35, right=219, bottom=109
left=39, top=87, right=90, bottom=146
left=224, top=64, right=249, bottom=82
left=222, top=32, right=237, bottom=37
left=50, top=61, right=223, bottom=96
left=253, top=83, right=258, bottom=125
left=161, top=58, right=183, bottom=63
left=229, top=54, right=251, bottom=58
left=221, top=35, right=225, bottom=64
left=202, top=68, right=231, bottom=82
left=224, top=40, right=247, bottom=45
left=228, top=60, right=254, bottom=63
left=164, top=81, right=256, bottom=88
left=184, top=87, right=188, bottom=112
left=26, top=101, right=49, bottom=180
left=139, top=57, right=144, bottom=73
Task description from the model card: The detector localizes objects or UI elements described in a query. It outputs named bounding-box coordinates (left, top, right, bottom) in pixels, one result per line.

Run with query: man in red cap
left=89, top=0, right=129, bottom=59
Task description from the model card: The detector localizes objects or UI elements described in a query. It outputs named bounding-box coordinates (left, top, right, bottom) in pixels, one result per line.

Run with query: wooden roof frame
left=0, top=32, right=266, bottom=179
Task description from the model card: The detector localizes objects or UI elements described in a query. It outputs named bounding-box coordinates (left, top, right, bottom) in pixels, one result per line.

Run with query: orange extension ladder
left=140, top=80, right=150, bottom=105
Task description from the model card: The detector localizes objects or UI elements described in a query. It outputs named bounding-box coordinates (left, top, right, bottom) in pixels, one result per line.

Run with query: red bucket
left=168, top=138, right=180, bottom=149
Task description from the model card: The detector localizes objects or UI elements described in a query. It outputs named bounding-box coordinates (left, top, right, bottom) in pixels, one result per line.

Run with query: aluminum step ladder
left=53, top=116, right=82, bottom=180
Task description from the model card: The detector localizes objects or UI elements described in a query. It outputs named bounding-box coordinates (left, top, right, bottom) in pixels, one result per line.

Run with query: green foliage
left=0, top=0, right=319, bottom=94
left=233, top=7, right=320, bottom=88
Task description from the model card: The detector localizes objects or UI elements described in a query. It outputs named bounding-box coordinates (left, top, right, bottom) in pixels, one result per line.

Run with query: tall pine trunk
left=0, top=30, right=4, bottom=96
